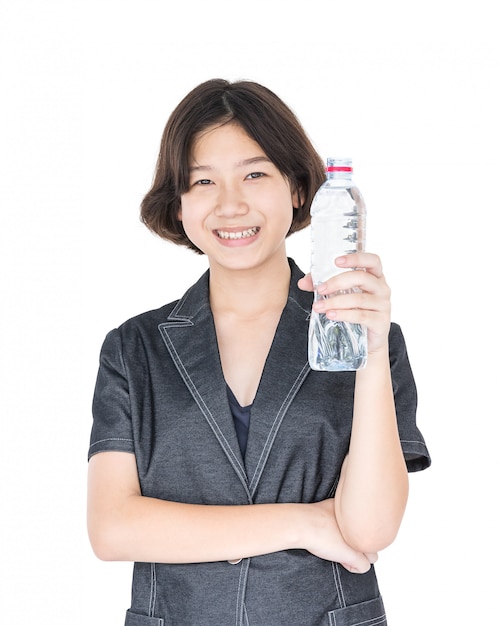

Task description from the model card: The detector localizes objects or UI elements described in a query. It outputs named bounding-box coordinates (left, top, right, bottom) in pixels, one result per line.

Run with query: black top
left=226, top=384, right=252, bottom=457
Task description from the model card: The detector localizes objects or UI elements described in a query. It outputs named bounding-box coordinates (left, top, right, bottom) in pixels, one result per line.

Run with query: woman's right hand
left=302, top=499, right=377, bottom=574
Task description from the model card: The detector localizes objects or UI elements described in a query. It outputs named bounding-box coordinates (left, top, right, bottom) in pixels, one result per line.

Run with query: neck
left=209, top=256, right=291, bottom=318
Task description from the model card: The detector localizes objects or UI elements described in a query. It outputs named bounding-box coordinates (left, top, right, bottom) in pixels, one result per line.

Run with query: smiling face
left=179, top=122, right=299, bottom=273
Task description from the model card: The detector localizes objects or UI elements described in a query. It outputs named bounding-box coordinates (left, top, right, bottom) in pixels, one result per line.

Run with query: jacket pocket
left=125, top=609, right=164, bottom=626
left=328, top=596, right=386, bottom=626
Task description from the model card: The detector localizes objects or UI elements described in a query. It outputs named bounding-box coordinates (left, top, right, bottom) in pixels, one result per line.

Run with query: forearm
left=89, top=493, right=306, bottom=563
left=335, top=349, right=409, bottom=553
left=88, top=451, right=376, bottom=572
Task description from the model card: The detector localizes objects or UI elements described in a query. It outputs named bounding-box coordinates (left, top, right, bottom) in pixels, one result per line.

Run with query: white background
left=1, top=1, right=499, bottom=623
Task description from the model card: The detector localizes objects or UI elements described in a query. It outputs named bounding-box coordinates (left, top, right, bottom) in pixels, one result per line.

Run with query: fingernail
left=336, top=256, right=347, bottom=265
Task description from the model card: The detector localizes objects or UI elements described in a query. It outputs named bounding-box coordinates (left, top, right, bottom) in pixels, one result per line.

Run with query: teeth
left=217, top=227, right=259, bottom=240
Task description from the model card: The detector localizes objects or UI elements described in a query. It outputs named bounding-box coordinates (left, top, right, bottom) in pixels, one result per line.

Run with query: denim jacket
left=89, top=259, right=430, bottom=626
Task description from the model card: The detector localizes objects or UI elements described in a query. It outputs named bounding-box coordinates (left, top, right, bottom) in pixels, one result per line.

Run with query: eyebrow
left=189, top=156, right=272, bottom=172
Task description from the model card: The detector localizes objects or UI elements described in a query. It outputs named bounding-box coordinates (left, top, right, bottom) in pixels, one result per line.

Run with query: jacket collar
left=158, top=259, right=312, bottom=499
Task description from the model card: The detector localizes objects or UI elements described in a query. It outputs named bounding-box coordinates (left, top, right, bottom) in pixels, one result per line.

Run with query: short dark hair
left=140, top=79, right=325, bottom=254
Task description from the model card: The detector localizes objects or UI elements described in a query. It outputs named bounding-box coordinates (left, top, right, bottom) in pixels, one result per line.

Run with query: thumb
left=366, top=552, right=379, bottom=564
left=339, top=550, right=372, bottom=575
left=297, top=273, right=314, bottom=292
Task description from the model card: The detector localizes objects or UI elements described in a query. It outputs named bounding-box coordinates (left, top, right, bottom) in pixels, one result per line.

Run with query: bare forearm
left=90, top=495, right=306, bottom=563
left=335, top=349, right=409, bottom=552
left=88, top=450, right=375, bottom=571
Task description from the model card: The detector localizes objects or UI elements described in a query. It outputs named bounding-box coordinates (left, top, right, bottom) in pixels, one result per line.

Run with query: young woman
left=87, top=79, right=430, bottom=626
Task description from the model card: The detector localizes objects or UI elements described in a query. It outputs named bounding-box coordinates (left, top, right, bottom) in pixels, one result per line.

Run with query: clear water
left=308, top=181, right=367, bottom=371
left=308, top=306, right=367, bottom=371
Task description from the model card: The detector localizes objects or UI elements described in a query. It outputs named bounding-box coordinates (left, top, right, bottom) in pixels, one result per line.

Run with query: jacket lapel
left=158, top=270, right=250, bottom=499
left=244, top=260, right=312, bottom=496
left=158, top=260, right=313, bottom=502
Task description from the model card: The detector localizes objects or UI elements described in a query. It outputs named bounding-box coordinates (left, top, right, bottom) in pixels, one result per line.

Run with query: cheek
left=178, top=197, right=194, bottom=228
left=177, top=200, right=207, bottom=247
left=274, top=190, right=295, bottom=226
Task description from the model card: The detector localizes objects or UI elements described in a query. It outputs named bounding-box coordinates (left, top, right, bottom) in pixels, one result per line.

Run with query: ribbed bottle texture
left=308, top=158, right=367, bottom=371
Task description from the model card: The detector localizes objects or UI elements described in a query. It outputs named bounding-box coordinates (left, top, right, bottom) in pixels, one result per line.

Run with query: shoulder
left=96, top=301, right=181, bottom=368
left=112, top=269, right=211, bottom=338
left=117, top=300, right=180, bottom=335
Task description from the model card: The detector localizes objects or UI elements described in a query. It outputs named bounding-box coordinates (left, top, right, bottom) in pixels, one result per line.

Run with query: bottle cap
left=326, top=157, right=352, bottom=173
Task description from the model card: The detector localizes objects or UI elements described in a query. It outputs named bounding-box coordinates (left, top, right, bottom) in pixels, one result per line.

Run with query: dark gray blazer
left=90, top=259, right=430, bottom=626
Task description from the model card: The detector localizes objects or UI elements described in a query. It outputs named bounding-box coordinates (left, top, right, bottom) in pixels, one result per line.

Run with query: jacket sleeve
left=389, top=323, right=431, bottom=472
left=88, top=328, right=135, bottom=460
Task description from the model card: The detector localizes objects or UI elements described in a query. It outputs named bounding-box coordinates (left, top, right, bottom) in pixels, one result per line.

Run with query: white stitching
left=400, top=439, right=427, bottom=446
left=148, top=563, right=157, bottom=617
left=330, top=609, right=386, bottom=626
left=331, top=562, right=346, bottom=609
left=158, top=326, right=252, bottom=500
left=248, top=362, right=310, bottom=496
left=88, top=437, right=133, bottom=448
left=235, top=559, right=250, bottom=626
left=351, top=615, right=386, bottom=626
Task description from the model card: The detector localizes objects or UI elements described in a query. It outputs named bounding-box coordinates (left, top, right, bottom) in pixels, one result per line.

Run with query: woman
left=87, top=79, right=430, bottom=625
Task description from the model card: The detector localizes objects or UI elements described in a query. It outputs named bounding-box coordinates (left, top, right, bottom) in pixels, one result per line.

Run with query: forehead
left=190, top=122, right=267, bottom=165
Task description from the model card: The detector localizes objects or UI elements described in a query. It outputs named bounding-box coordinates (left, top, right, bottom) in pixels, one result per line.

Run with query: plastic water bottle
left=308, top=158, right=367, bottom=371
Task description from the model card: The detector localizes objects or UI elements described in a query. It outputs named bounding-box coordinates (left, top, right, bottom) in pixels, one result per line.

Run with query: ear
left=177, top=207, right=182, bottom=221
left=292, top=185, right=304, bottom=210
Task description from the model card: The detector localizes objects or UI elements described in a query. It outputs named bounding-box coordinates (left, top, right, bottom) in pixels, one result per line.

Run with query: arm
left=335, top=350, right=409, bottom=553
left=87, top=451, right=375, bottom=572
left=298, top=253, right=409, bottom=554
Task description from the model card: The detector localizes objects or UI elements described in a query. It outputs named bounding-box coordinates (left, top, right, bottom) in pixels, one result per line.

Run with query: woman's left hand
left=297, top=253, right=391, bottom=355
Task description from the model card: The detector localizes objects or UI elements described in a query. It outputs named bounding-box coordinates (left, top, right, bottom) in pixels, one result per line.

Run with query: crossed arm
left=87, top=253, right=408, bottom=573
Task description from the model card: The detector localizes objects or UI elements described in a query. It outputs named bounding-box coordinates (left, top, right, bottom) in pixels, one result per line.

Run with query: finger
left=340, top=554, right=371, bottom=575
left=316, top=307, right=391, bottom=346
left=320, top=309, right=389, bottom=334
left=336, top=543, right=372, bottom=574
left=297, top=273, right=314, bottom=292
left=365, top=553, right=379, bottom=564
left=313, top=292, right=390, bottom=317
left=336, top=252, right=383, bottom=278
left=317, top=272, right=390, bottom=301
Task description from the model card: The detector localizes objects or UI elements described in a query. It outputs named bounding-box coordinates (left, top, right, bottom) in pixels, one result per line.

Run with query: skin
left=87, top=122, right=408, bottom=574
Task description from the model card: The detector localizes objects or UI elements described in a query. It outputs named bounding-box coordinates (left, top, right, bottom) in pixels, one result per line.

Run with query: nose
left=214, top=184, right=249, bottom=218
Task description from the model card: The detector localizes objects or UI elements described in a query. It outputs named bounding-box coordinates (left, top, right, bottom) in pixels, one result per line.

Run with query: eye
left=193, top=178, right=213, bottom=186
left=246, top=172, right=265, bottom=180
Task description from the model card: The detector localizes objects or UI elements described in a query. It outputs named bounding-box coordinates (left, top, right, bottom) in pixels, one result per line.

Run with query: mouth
left=215, top=227, right=260, bottom=240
